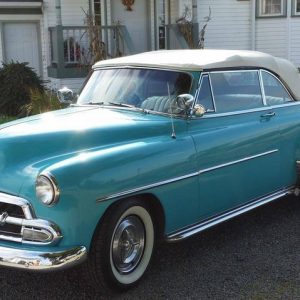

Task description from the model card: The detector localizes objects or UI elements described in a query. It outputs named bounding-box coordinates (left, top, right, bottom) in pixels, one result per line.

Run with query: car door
left=259, top=69, right=300, bottom=189
left=188, top=70, right=282, bottom=220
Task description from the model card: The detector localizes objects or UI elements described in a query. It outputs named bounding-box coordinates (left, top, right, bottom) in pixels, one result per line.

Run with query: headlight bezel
left=36, top=172, right=60, bottom=207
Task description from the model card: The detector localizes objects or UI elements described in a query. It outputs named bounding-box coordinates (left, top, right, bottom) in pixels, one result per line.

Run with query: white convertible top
left=93, top=49, right=300, bottom=100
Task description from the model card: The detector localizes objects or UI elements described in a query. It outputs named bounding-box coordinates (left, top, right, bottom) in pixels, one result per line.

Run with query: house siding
left=290, top=18, right=300, bottom=67
left=43, top=0, right=88, bottom=27
left=61, top=0, right=88, bottom=26
left=197, top=0, right=252, bottom=50
left=43, top=0, right=56, bottom=27
left=255, top=18, right=288, bottom=59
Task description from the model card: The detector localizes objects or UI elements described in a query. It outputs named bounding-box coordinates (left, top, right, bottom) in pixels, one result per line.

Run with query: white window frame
left=155, top=0, right=168, bottom=50
left=258, top=0, right=285, bottom=17
left=293, top=0, right=300, bottom=15
left=90, top=0, right=102, bottom=25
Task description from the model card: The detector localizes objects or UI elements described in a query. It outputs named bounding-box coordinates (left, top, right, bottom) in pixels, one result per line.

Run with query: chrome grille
left=0, top=202, right=24, bottom=218
left=0, top=192, right=62, bottom=245
left=0, top=194, right=30, bottom=242
left=0, top=202, right=23, bottom=239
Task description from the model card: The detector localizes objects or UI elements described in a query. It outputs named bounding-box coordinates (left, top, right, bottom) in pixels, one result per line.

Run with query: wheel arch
left=90, top=193, right=166, bottom=251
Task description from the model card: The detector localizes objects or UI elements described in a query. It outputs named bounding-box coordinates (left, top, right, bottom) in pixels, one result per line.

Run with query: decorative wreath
left=122, top=0, right=135, bottom=11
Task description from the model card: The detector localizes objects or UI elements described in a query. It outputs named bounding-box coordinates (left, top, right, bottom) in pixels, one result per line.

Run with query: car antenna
left=168, top=82, right=176, bottom=139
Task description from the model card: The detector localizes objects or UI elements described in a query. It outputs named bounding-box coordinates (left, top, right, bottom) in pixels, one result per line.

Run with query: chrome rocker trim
left=166, top=187, right=294, bottom=242
left=0, top=245, right=87, bottom=271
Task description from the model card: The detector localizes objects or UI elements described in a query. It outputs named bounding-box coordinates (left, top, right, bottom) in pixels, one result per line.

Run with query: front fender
left=19, top=134, right=198, bottom=249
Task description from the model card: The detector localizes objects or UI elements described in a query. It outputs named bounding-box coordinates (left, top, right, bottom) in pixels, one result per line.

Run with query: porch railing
left=48, top=25, right=135, bottom=78
left=48, top=23, right=198, bottom=79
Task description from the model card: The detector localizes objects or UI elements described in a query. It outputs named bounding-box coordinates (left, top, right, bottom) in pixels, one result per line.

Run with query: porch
left=48, top=0, right=199, bottom=79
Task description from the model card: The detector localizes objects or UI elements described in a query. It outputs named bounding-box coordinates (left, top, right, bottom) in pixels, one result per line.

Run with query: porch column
left=150, top=0, right=155, bottom=50
left=54, top=0, right=64, bottom=76
left=0, top=23, right=3, bottom=66
left=55, top=0, right=62, bottom=26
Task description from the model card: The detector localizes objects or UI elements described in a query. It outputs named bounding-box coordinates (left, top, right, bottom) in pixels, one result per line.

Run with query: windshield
left=77, top=68, right=192, bottom=114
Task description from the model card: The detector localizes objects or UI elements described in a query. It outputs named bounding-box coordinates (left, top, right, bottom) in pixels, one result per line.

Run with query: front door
left=189, top=70, right=281, bottom=220
left=111, top=0, right=149, bottom=54
left=3, top=23, right=41, bottom=76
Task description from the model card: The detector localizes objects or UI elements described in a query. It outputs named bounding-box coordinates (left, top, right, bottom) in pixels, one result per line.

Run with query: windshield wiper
left=87, top=101, right=104, bottom=105
left=108, top=102, right=136, bottom=108
left=107, top=102, right=150, bottom=114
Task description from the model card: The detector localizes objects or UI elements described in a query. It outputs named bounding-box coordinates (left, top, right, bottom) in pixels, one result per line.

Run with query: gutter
left=251, top=0, right=256, bottom=50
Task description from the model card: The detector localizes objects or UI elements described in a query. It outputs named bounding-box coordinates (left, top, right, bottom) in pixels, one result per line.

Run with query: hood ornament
left=0, top=212, right=8, bottom=226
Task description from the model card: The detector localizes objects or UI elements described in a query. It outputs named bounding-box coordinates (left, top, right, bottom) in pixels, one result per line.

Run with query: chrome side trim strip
left=166, top=187, right=293, bottom=242
left=208, top=73, right=217, bottom=111
left=0, top=245, right=87, bottom=271
left=258, top=69, right=267, bottom=105
left=97, top=149, right=278, bottom=202
left=97, top=171, right=199, bottom=202
left=199, top=149, right=278, bottom=174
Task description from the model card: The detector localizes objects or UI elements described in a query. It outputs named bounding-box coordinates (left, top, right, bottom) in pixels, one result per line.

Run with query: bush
left=0, top=61, right=44, bottom=116
left=20, top=89, right=63, bottom=116
left=0, top=116, right=17, bottom=125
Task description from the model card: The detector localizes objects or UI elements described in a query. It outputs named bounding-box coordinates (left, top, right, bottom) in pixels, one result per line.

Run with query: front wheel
left=86, top=200, right=155, bottom=292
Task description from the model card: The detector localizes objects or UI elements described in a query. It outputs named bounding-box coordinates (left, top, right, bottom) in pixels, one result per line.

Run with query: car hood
left=0, top=106, right=177, bottom=195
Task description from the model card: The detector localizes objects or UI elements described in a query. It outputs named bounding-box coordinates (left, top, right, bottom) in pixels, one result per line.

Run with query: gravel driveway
left=1, top=195, right=300, bottom=300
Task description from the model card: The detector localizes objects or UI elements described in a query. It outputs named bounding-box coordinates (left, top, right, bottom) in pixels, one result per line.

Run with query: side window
left=210, top=71, right=263, bottom=113
left=196, top=75, right=214, bottom=112
left=261, top=71, right=293, bottom=105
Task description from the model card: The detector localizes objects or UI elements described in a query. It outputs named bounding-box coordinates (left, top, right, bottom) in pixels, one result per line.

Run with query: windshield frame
left=76, top=66, right=194, bottom=118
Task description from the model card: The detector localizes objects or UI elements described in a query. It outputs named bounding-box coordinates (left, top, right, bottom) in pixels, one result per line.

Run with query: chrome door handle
left=261, top=112, right=276, bottom=118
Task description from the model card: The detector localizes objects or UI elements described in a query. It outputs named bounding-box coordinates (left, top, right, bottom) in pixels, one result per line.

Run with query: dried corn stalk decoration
left=122, top=0, right=135, bottom=11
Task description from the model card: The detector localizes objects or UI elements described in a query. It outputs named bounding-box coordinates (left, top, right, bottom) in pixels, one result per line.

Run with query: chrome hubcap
left=112, top=215, right=145, bottom=274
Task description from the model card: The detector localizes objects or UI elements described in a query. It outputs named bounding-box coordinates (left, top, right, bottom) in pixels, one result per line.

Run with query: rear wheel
left=86, top=199, right=155, bottom=292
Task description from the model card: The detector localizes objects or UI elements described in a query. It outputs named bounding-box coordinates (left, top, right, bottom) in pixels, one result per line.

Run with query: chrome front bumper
left=0, top=245, right=87, bottom=271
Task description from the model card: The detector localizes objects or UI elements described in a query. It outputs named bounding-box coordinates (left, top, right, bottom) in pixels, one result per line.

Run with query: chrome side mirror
left=192, top=104, right=206, bottom=117
left=57, top=87, right=75, bottom=103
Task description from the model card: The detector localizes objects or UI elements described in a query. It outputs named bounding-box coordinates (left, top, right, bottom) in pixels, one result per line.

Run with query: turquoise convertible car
left=0, top=49, right=299, bottom=291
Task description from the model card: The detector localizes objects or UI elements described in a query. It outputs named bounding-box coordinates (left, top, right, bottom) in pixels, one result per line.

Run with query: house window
left=257, top=0, right=286, bottom=17
left=156, top=0, right=167, bottom=49
left=293, top=0, right=300, bottom=15
left=93, top=0, right=101, bottom=25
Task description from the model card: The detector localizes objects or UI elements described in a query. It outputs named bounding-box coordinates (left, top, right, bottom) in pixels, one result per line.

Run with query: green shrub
left=0, top=61, right=44, bottom=116
left=20, top=89, right=63, bottom=116
left=0, top=116, right=17, bottom=125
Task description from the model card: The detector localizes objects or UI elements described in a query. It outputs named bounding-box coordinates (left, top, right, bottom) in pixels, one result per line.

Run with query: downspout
left=192, top=0, right=198, bottom=23
left=192, top=0, right=199, bottom=48
left=55, top=0, right=62, bottom=26
left=251, top=0, right=256, bottom=50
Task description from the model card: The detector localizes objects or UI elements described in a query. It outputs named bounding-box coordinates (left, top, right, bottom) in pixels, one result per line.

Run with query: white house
left=0, top=0, right=299, bottom=93
left=197, top=0, right=300, bottom=69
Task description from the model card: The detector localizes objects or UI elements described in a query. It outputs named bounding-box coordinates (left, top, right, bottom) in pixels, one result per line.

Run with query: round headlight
left=36, top=174, right=59, bottom=206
